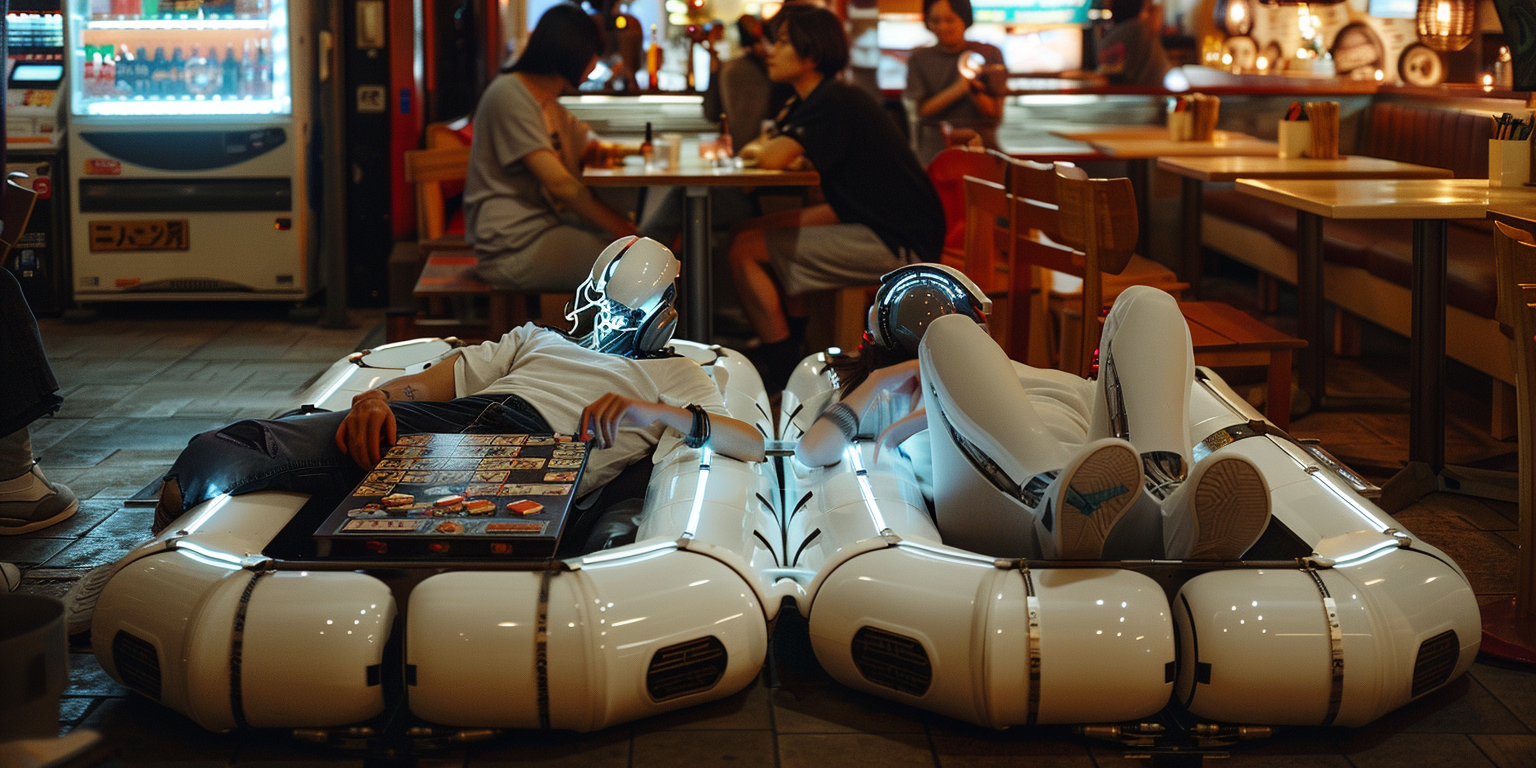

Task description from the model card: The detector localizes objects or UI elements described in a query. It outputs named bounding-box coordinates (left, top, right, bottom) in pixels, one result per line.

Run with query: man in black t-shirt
left=730, top=5, right=945, bottom=391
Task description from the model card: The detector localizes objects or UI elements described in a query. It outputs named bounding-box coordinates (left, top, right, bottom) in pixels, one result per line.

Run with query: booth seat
left=1198, top=101, right=1514, bottom=424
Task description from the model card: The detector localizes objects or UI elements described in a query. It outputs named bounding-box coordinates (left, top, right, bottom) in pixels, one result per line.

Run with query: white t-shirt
left=452, top=324, right=729, bottom=494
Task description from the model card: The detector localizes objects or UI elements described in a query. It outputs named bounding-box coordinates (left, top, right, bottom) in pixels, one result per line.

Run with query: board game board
left=313, top=433, right=590, bottom=559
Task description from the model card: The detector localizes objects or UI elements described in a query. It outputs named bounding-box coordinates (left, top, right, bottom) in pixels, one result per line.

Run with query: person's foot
left=62, top=564, right=114, bottom=636
left=1162, top=453, right=1271, bottom=560
left=1029, top=438, right=1143, bottom=560
left=1, top=562, right=20, bottom=591
left=0, top=464, right=79, bottom=536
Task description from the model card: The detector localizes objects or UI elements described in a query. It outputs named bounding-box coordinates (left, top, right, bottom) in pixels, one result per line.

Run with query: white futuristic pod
left=779, top=326, right=1480, bottom=730
left=90, top=334, right=791, bottom=733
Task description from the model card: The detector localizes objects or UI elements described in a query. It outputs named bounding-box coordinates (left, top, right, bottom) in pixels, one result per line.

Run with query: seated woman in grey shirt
left=902, top=0, right=1004, bottom=166
left=464, top=4, right=638, bottom=291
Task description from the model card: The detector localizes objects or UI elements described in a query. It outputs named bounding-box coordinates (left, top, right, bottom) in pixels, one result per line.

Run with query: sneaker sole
left=0, top=498, right=79, bottom=536
left=63, top=563, right=115, bottom=636
left=1187, top=457, right=1272, bottom=560
left=1054, top=442, right=1141, bottom=560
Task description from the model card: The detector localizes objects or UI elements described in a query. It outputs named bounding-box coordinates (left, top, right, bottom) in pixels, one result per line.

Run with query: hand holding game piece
left=335, top=390, right=399, bottom=468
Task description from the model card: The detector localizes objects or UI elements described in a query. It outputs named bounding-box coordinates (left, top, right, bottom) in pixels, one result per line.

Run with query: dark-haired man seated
left=730, top=5, right=945, bottom=392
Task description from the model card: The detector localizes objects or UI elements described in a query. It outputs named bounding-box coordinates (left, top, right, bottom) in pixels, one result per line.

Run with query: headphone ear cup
left=635, top=304, right=678, bottom=354
left=866, top=302, right=884, bottom=349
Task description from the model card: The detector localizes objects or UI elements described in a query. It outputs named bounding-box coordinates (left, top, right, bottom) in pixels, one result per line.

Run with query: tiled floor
left=6, top=292, right=1536, bottom=768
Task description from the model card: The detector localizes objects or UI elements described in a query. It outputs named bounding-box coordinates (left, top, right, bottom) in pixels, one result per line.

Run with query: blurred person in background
left=903, top=0, right=1004, bottom=166
left=1090, top=0, right=1171, bottom=86
left=465, top=3, right=639, bottom=292
left=732, top=6, right=944, bottom=392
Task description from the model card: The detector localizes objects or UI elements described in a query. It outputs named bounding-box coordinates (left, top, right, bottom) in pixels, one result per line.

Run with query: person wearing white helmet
left=797, top=268, right=1270, bottom=563
left=149, top=237, right=765, bottom=540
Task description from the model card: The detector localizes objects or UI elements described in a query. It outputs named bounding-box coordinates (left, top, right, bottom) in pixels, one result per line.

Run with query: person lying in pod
left=796, top=270, right=1271, bottom=562
left=149, top=236, right=766, bottom=541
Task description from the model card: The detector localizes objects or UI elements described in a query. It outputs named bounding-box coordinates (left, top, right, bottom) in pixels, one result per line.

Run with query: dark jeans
left=0, top=268, right=60, bottom=437
left=164, top=395, right=552, bottom=521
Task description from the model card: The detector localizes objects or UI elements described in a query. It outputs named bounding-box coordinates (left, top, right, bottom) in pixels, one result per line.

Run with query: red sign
left=84, top=159, right=121, bottom=175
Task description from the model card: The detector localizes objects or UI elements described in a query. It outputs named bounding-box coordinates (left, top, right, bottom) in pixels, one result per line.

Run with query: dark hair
left=1111, top=0, right=1145, bottom=24
left=767, top=6, right=849, bottom=77
left=923, top=0, right=973, bottom=27
left=737, top=15, right=763, bottom=48
left=505, top=3, right=604, bottom=87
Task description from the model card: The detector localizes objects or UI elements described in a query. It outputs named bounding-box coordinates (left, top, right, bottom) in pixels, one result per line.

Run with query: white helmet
left=566, top=236, right=681, bottom=357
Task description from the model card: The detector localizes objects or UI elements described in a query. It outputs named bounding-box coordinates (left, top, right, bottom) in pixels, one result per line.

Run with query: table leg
left=1295, top=210, right=1325, bottom=406
left=1409, top=218, right=1447, bottom=471
left=1130, top=159, right=1152, bottom=258
left=682, top=185, right=713, bottom=344
left=1180, top=176, right=1204, bottom=298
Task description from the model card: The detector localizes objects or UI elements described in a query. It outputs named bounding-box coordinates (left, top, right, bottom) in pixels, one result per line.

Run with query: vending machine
left=65, top=0, right=311, bottom=301
left=7, top=0, right=72, bottom=314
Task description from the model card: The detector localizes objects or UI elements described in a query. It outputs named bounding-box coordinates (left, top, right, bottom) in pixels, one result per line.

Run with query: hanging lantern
left=1416, top=0, right=1474, bottom=52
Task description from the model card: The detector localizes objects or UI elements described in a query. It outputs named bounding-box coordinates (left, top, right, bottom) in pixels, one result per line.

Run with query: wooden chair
left=2, top=172, right=40, bottom=264
left=1001, top=156, right=1186, bottom=372
left=927, top=147, right=1006, bottom=268
left=1492, top=221, right=1536, bottom=627
left=1051, top=165, right=1305, bottom=429
left=390, top=145, right=570, bottom=343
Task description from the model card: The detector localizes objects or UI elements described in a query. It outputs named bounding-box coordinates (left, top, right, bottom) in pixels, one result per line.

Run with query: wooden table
left=1080, top=133, right=1278, bottom=257
left=1236, top=178, right=1531, bottom=497
left=1159, top=154, right=1452, bottom=341
left=584, top=163, right=819, bottom=343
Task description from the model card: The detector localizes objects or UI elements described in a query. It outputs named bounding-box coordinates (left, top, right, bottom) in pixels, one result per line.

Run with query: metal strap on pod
left=536, top=569, right=554, bottom=730
left=1303, top=566, right=1345, bottom=726
left=228, top=570, right=266, bottom=730
left=1021, top=565, right=1041, bottom=726
left=1191, top=420, right=1280, bottom=464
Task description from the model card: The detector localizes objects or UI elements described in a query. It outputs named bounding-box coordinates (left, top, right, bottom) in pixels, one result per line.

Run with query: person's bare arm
left=334, top=352, right=462, bottom=468
left=580, top=394, right=766, bottom=463
left=749, top=135, right=805, bottom=170
left=796, top=360, right=921, bottom=467
left=916, top=77, right=972, bottom=118
left=524, top=149, right=638, bottom=238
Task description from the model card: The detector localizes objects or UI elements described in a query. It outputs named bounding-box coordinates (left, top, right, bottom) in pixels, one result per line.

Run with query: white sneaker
left=0, top=464, right=79, bottom=535
left=1030, top=438, right=1143, bottom=560
left=1162, top=453, right=1271, bottom=560
left=1, top=562, right=20, bottom=591
left=61, top=564, right=114, bottom=636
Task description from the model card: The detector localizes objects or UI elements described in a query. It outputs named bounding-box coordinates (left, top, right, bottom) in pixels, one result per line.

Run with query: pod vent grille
left=851, top=626, right=932, bottom=697
left=1411, top=630, right=1459, bottom=698
left=647, top=636, right=728, bottom=702
left=112, top=630, right=162, bottom=701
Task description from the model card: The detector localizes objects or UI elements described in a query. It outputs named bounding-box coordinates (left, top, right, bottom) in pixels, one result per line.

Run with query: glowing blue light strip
left=581, top=540, right=677, bottom=566
left=175, top=541, right=245, bottom=569
left=845, top=447, right=889, bottom=533
left=1329, top=539, right=1400, bottom=566
left=683, top=447, right=713, bottom=539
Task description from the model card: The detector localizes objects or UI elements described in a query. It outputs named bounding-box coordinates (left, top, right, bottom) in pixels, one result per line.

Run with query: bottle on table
left=716, top=112, right=732, bottom=159
left=641, top=121, right=655, bottom=169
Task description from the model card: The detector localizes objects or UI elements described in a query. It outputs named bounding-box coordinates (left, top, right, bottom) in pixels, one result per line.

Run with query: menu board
left=313, top=433, right=589, bottom=559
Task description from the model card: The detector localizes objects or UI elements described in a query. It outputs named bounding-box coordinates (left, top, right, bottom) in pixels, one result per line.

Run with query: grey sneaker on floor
left=1030, top=438, right=1143, bottom=560
left=0, top=464, right=79, bottom=535
left=62, top=564, right=115, bottom=636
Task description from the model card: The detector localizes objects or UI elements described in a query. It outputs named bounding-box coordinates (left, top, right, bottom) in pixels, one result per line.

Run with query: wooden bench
left=385, top=253, right=572, bottom=343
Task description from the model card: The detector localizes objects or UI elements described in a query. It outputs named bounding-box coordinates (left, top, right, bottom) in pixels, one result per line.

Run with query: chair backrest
left=403, top=145, right=472, bottom=243
left=1493, top=220, right=1536, bottom=604
left=1, top=172, right=40, bottom=264
left=1047, top=164, right=1141, bottom=376
left=960, top=174, right=1010, bottom=294
left=928, top=147, right=1005, bottom=256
